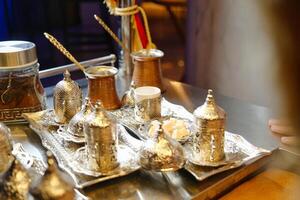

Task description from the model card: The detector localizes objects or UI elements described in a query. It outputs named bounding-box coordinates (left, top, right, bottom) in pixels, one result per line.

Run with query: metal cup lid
left=140, top=122, right=185, bottom=171
left=0, top=41, right=37, bottom=68
left=193, top=89, right=226, bottom=120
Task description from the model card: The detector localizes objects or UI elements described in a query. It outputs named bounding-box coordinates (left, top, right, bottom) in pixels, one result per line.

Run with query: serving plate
left=23, top=111, right=141, bottom=189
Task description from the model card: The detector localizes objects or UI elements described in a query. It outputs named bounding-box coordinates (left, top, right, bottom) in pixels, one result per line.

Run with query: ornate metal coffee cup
left=134, top=86, right=161, bottom=123
left=83, top=101, right=119, bottom=174
left=192, top=89, right=226, bottom=164
left=85, top=66, right=121, bottom=110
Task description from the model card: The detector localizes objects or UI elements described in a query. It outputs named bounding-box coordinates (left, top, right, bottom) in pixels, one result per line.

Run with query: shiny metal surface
left=7, top=71, right=279, bottom=199
left=85, top=66, right=121, bottom=110
left=22, top=110, right=141, bottom=188
left=140, top=122, right=185, bottom=171
left=67, top=98, right=93, bottom=139
left=83, top=101, right=118, bottom=174
left=111, top=98, right=194, bottom=140
left=192, top=89, right=226, bottom=163
left=185, top=131, right=270, bottom=170
left=131, top=49, right=165, bottom=91
left=119, top=0, right=134, bottom=75
left=3, top=158, right=31, bottom=200
left=121, top=81, right=136, bottom=107
left=0, top=123, right=13, bottom=174
left=31, top=152, right=75, bottom=200
left=53, top=70, right=82, bottom=124
left=0, top=41, right=37, bottom=68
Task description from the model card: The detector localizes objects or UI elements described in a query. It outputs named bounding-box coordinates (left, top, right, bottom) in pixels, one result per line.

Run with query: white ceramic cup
left=134, top=86, right=161, bottom=122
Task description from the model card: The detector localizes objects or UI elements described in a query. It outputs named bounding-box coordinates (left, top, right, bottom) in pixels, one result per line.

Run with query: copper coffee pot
left=131, top=49, right=165, bottom=92
left=85, top=66, right=121, bottom=110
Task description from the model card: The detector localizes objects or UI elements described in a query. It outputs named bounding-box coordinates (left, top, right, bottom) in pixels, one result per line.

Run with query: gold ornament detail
left=31, top=152, right=75, bottom=200
left=192, top=89, right=226, bottom=164
left=3, top=159, right=31, bottom=200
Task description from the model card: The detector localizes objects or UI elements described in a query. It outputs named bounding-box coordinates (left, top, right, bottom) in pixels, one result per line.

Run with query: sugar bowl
left=53, top=70, right=82, bottom=124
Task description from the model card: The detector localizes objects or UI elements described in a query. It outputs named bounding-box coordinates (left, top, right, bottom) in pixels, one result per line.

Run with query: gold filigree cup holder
left=23, top=110, right=141, bottom=188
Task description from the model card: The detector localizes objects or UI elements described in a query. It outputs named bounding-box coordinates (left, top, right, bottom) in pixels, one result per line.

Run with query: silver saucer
left=57, top=125, right=85, bottom=144
left=185, top=132, right=270, bottom=167
left=71, top=144, right=140, bottom=177
left=186, top=149, right=241, bottom=167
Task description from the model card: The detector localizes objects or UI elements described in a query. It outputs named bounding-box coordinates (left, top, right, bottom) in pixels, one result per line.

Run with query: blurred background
left=0, top=0, right=186, bottom=81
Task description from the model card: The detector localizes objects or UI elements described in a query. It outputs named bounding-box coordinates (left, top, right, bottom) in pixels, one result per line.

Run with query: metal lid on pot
left=0, top=41, right=37, bottom=68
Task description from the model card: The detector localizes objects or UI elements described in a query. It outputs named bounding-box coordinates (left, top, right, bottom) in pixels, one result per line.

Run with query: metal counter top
left=8, top=74, right=279, bottom=200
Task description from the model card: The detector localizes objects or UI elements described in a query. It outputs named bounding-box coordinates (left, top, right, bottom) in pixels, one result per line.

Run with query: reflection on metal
left=53, top=70, right=82, bottom=124
left=3, top=158, right=31, bottom=200
left=121, top=81, right=136, bottom=107
left=67, top=98, right=94, bottom=139
left=185, top=131, right=271, bottom=176
left=168, top=81, right=194, bottom=110
left=192, top=89, right=226, bottom=164
left=23, top=110, right=141, bottom=188
left=131, top=49, right=165, bottom=91
left=0, top=122, right=13, bottom=175
left=83, top=101, right=119, bottom=174
left=119, top=0, right=134, bottom=75
left=85, top=66, right=121, bottom=110
left=31, top=152, right=75, bottom=200
left=0, top=41, right=37, bottom=68
left=16, top=75, right=275, bottom=199
left=140, top=123, right=185, bottom=172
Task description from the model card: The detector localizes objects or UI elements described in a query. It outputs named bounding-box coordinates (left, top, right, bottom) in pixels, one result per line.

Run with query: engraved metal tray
left=23, top=111, right=141, bottom=189
left=23, top=100, right=271, bottom=184
left=110, top=98, right=271, bottom=180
